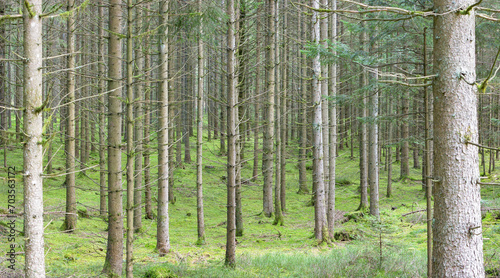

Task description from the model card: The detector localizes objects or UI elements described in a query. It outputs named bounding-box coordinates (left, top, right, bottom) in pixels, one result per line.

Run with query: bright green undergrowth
left=0, top=123, right=499, bottom=277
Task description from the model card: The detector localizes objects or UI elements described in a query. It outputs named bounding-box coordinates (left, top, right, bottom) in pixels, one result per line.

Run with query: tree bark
left=312, top=0, right=327, bottom=243
left=157, top=0, right=171, bottom=256
left=357, top=22, right=368, bottom=211
left=134, top=4, right=144, bottom=231
left=103, top=0, right=124, bottom=275
left=62, top=0, right=77, bottom=232
left=98, top=0, right=107, bottom=218
left=368, top=66, right=379, bottom=219
left=23, top=0, right=46, bottom=276
left=262, top=0, right=276, bottom=218
left=327, top=0, right=337, bottom=238
left=431, top=0, right=484, bottom=276
left=144, top=25, right=153, bottom=220
left=196, top=0, right=205, bottom=244
left=400, top=90, right=410, bottom=178
left=298, top=11, right=309, bottom=195
left=225, top=0, right=238, bottom=267
left=125, top=0, right=135, bottom=275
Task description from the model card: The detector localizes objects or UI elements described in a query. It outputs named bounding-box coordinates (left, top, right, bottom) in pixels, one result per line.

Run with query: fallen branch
left=401, top=209, right=426, bottom=217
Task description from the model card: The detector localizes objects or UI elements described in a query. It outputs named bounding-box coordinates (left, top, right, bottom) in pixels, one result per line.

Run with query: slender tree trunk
left=157, top=0, right=171, bottom=256
left=368, top=66, right=379, bottom=219
left=327, top=0, right=337, bottom=238
left=98, top=0, right=107, bottom=218
left=134, top=5, right=144, bottom=231
left=262, top=0, right=276, bottom=218
left=125, top=0, right=135, bottom=275
left=196, top=0, right=205, bottom=244
left=15, top=55, right=22, bottom=142
left=422, top=27, right=433, bottom=277
left=273, top=0, right=284, bottom=226
left=251, top=6, right=262, bottom=182
left=225, top=0, right=238, bottom=266
left=358, top=22, right=368, bottom=210
left=62, top=0, right=77, bottom=232
left=320, top=0, right=329, bottom=199
left=168, top=41, right=176, bottom=204
left=23, top=0, right=46, bottom=276
left=312, top=0, right=327, bottom=243
left=280, top=0, right=288, bottom=213
left=387, top=99, right=393, bottom=198
left=144, top=38, right=153, bottom=220
left=431, top=0, right=484, bottom=276
left=236, top=1, right=245, bottom=237
left=401, top=90, right=410, bottom=178
left=298, top=11, right=309, bottom=195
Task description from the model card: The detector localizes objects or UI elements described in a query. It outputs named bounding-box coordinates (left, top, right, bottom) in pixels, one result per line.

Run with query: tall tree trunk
left=196, top=0, right=205, bottom=244
left=251, top=5, right=262, bottom=182
left=134, top=5, right=144, bottom=231
left=125, top=0, right=135, bottom=275
left=98, top=0, right=107, bottom=218
left=298, top=11, right=309, bottom=195
left=273, top=0, right=284, bottom=226
left=262, top=0, right=276, bottom=218
left=62, top=0, right=77, bottom=232
left=431, top=0, right=484, bottom=276
left=368, top=65, right=379, bottom=219
left=423, top=26, right=433, bottom=277
left=103, top=0, right=124, bottom=275
left=400, top=90, right=410, bottom=178
left=144, top=35, right=153, bottom=220
left=225, top=0, right=238, bottom=267
left=327, top=0, right=337, bottom=238
left=387, top=99, right=393, bottom=198
left=312, top=0, right=327, bottom=243
left=357, top=22, right=368, bottom=210
left=280, top=0, right=288, bottom=213
left=320, top=0, right=329, bottom=198
left=236, top=0, right=245, bottom=237
left=157, top=0, right=171, bottom=256
left=23, top=0, right=46, bottom=276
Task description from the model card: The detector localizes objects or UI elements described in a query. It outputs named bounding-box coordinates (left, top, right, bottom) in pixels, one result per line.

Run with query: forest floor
left=1, top=134, right=500, bottom=277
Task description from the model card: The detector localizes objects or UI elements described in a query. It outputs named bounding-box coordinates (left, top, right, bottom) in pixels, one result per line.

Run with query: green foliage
left=2, top=114, right=500, bottom=277
left=144, top=266, right=178, bottom=278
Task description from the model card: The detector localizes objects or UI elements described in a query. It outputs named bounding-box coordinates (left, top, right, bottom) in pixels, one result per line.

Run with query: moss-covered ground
left=1, top=127, right=499, bottom=277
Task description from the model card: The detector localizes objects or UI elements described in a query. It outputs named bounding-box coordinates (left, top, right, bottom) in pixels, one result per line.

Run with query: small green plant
left=336, top=177, right=353, bottom=186
left=143, top=266, right=178, bottom=278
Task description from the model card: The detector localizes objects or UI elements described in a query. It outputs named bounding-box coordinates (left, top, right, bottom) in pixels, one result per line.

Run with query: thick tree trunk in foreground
left=431, top=0, right=484, bottom=276
left=157, top=0, right=171, bottom=255
left=23, top=0, right=46, bottom=276
left=103, top=0, right=124, bottom=275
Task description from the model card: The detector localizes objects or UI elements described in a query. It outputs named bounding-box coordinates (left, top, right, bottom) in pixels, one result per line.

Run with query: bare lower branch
left=466, top=141, right=500, bottom=151
left=477, top=13, right=500, bottom=21
left=0, top=14, right=22, bottom=21
left=292, top=0, right=435, bottom=17
left=379, top=80, right=432, bottom=87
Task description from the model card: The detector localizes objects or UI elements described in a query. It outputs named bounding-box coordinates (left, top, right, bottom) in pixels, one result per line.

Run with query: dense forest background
left=1, top=0, right=500, bottom=277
